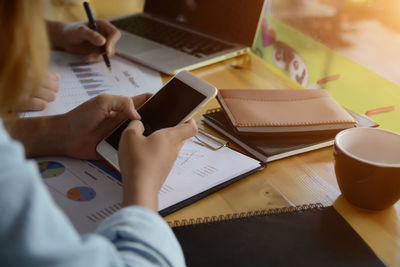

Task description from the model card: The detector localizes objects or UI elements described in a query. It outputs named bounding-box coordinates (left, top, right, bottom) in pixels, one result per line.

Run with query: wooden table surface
left=46, top=1, right=400, bottom=266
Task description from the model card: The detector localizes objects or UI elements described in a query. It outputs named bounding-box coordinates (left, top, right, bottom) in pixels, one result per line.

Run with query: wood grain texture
left=164, top=181, right=291, bottom=223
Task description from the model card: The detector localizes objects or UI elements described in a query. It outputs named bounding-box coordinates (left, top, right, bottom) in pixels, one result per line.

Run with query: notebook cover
left=202, top=110, right=377, bottom=163
left=216, top=89, right=357, bottom=133
left=172, top=205, right=385, bottom=267
left=159, top=163, right=264, bottom=216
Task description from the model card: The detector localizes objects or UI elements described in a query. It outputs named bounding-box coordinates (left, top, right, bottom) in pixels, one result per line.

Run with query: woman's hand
left=47, top=19, right=121, bottom=62
left=63, top=93, right=151, bottom=159
left=118, top=119, right=198, bottom=211
left=15, top=70, right=60, bottom=111
left=6, top=94, right=151, bottom=159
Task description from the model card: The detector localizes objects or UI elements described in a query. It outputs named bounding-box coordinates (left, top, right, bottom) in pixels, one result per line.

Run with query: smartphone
left=96, top=70, right=217, bottom=170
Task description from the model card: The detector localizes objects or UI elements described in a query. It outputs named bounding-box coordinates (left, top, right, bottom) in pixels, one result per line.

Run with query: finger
left=97, top=94, right=141, bottom=120
left=105, top=42, right=115, bottom=57
left=46, top=70, right=60, bottom=82
left=132, top=93, right=152, bottom=109
left=17, top=97, right=48, bottom=111
left=41, top=73, right=60, bottom=93
left=125, top=120, right=145, bottom=136
left=97, top=19, right=121, bottom=55
left=78, top=24, right=106, bottom=47
left=171, top=119, right=198, bottom=141
left=84, top=52, right=104, bottom=63
left=31, top=87, right=57, bottom=102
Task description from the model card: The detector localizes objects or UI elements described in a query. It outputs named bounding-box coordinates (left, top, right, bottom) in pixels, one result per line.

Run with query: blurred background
left=268, top=0, right=400, bottom=85
left=47, top=0, right=400, bottom=85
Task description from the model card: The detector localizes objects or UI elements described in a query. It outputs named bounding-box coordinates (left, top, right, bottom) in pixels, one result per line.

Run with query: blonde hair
left=0, top=0, right=49, bottom=114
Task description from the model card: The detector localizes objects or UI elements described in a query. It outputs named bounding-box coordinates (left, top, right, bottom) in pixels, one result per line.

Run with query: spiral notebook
left=171, top=204, right=385, bottom=267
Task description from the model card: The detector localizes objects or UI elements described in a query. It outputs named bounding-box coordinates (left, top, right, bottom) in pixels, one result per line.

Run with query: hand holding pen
left=83, top=1, right=113, bottom=71
left=47, top=4, right=121, bottom=66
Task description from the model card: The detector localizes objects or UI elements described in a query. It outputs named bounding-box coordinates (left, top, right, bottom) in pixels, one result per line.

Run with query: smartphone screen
left=106, top=78, right=206, bottom=150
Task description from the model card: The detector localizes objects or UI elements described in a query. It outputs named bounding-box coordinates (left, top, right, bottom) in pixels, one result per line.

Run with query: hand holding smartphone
left=96, top=70, right=217, bottom=170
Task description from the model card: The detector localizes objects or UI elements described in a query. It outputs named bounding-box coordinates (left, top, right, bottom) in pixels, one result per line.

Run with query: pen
left=83, top=1, right=112, bottom=72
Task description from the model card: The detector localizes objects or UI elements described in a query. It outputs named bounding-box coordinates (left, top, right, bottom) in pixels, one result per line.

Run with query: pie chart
left=67, top=186, right=96, bottom=202
left=39, top=161, right=65, bottom=178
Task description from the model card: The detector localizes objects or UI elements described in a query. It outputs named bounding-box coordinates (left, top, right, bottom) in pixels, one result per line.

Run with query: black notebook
left=171, top=204, right=385, bottom=267
left=202, top=109, right=378, bottom=163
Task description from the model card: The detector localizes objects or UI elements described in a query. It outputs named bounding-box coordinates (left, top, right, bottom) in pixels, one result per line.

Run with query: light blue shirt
left=0, top=120, right=185, bottom=267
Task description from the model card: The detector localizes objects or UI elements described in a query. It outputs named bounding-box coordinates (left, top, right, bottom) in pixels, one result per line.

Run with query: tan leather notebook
left=216, top=89, right=357, bottom=133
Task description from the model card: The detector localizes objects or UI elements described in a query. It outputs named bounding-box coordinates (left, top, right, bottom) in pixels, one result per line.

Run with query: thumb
left=125, top=120, right=145, bottom=136
left=172, top=119, right=198, bottom=142
left=79, top=25, right=106, bottom=46
left=106, top=95, right=141, bottom=120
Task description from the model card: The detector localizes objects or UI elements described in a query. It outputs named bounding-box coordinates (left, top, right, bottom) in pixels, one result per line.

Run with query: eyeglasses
left=194, top=128, right=228, bottom=150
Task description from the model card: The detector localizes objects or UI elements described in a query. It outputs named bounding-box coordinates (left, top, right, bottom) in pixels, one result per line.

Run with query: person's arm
left=4, top=114, right=68, bottom=157
left=46, top=20, right=69, bottom=50
left=0, top=121, right=185, bottom=266
left=1, top=94, right=197, bottom=266
left=5, top=94, right=146, bottom=159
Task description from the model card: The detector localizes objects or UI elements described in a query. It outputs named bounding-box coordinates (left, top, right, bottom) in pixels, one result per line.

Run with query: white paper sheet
left=22, top=51, right=162, bottom=117
left=35, top=157, right=123, bottom=234
left=158, top=138, right=261, bottom=211
left=35, top=138, right=261, bottom=234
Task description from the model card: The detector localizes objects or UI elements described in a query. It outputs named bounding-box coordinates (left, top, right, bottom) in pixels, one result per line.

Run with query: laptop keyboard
left=112, top=15, right=234, bottom=58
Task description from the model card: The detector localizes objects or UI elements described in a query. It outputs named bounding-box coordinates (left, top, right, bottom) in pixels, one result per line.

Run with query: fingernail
left=84, top=55, right=95, bottom=63
left=99, top=37, right=106, bottom=45
left=133, top=110, right=141, bottom=119
left=55, top=73, right=60, bottom=80
left=107, top=45, right=113, bottom=54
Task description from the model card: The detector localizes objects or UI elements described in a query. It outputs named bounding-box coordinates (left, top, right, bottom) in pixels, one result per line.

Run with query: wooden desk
left=169, top=54, right=400, bottom=266
left=45, top=2, right=400, bottom=266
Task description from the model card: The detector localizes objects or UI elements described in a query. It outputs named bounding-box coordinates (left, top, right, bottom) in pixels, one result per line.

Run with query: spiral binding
left=168, top=203, right=324, bottom=228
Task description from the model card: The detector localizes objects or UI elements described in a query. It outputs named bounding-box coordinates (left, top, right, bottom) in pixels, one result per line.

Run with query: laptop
left=111, top=0, right=266, bottom=74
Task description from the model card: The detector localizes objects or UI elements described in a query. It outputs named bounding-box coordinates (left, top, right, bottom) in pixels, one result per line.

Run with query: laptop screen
left=144, top=0, right=265, bottom=46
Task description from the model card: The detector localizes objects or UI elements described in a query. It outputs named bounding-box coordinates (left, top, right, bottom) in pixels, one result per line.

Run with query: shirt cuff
left=96, top=206, right=185, bottom=267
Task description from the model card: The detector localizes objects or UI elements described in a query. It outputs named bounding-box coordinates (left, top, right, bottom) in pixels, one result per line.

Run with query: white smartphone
left=96, top=70, right=217, bottom=170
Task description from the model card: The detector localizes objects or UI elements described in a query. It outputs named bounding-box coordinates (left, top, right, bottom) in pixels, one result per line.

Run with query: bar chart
left=70, top=62, right=114, bottom=97
left=22, top=51, right=162, bottom=118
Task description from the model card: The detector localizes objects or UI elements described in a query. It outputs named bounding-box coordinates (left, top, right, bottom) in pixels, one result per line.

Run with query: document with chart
left=157, top=138, right=262, bottom=215
left=35, top=138, right=262, bottom=233
left=22, top=51, right=162, bottom=117
left=35, top=157, right=123, bottom=234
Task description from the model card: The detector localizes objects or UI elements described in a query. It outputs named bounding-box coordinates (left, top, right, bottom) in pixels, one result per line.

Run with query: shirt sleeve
left=0, top=121, right=185, bottom=267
